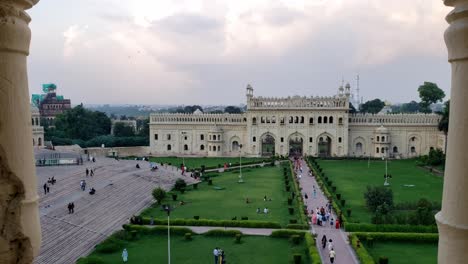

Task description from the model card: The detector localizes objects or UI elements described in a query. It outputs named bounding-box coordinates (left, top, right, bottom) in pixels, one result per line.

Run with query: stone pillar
left=436, top=1, right=468, bottom=263
left=0, top=0, right=41, bottom=263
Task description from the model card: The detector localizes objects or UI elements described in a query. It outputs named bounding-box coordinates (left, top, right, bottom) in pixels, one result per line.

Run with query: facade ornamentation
left=150, top=85, right=444, bottom=158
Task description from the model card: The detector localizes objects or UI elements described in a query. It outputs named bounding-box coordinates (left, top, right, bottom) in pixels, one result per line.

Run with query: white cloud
left=63, top=25, right=88, bottom=57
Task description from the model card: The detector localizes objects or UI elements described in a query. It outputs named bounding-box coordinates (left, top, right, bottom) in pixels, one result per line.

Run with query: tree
left=113, top=123, right=135, bottom=137
left=438, top=100, right=450, bottom=153
left=53, top=105, right=111, bottom=141
left=174, top=179, right=187, bottom=191
left=359, top=99, right=385, bottom=114
left=137, top=118, right=149, bottom=138
left=418, top=82, right=445, bottom=113
left=400, top=101, right=420, bottom=113
left=364, top=186, right=394, bottom=212
left=183, top=105, right=203, bottom=113
left=152, top=187, right=166, bottom=205
left=224, top=106, right=242, bottom=114
left=349, top=103, right=357, bottom=114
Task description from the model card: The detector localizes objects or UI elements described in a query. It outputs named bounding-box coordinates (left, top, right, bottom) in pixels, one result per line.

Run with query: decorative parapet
left=150, top=113, right=247, bottom=124
left=247, top=95, right=348, bottom=109
left=349, top=113, right=441, bottom=125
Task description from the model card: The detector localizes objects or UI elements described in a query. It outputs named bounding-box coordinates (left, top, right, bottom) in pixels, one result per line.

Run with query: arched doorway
left=261, top=134, right=275, bottom=156
left=289, top=136, right=303, bottom=157
left=318, top=136, right=332, bottom=157
left=232, top=141, right=240, bottom=152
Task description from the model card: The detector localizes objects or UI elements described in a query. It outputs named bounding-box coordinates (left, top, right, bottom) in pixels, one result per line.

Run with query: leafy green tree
left=349, top=103, right=357, bottom=114
left=137, top=118, right=149, bottom=138
left=418, top=82, right=445, bottom=113
left=152, top=187, right=166, bottom=205
left=53, top=105, right=111, bottom=141
left=400, top=101, right=420, bottom=113
left=427, top=148, right=445, bottom=166
left=113, top=123, right=135, bottom=137
left=359, top=99, right=385, bottom=114
left=364, top=186, right=394, bottom=212
left=438, top=100, right=450, bottom=153
left=224, top=106, right=242, bottom=113
left=174, top=179, right=187, bottom=191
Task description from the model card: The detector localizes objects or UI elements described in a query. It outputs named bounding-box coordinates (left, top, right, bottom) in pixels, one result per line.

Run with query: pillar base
left=435, top=212, right=468, bottom=263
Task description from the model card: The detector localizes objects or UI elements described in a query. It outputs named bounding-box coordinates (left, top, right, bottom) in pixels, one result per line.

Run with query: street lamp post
left=368, top=137, right=374, bottom=168
left=162, top=204, right=173, bottom=264
left=238, top=144, right=244, bottom=183
left=382, top=156, right=391, bottom=186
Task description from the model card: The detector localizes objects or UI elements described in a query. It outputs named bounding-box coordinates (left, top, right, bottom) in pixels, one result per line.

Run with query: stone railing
left=150, top=113, right=247, bottom=124
left=349, top=113, right=441, bottom=125
left=247, top=95, right=348, bottom=109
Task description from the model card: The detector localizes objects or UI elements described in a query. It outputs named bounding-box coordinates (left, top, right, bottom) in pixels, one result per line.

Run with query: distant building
left=31, top=83, right=71, bottom=122
left=111, top=119, right=138, bottom=135
left=31, top=104, right=44, bottom=148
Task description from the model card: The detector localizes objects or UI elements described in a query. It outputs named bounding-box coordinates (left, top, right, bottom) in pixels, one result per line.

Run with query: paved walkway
left=296, top=158, right=359, bottom=264
left=34, top=157, right=197, bottom=264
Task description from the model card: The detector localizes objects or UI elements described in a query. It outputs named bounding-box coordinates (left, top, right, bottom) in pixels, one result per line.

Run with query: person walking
left=85, top=168, right=89, bottom=177
left=321, top=235, right=327, bottom=249
left=213, top=247, right=219, bottom=264
left=43, top=183, right=47, bottom=195
left=71, top=202, right=75, bottom=213
left=313, top=188, right=317, bottom=199
left=122, top=248, right=128, bottom=263
left=329, top=248, right=336, bottom=263
left=328, top=239, right=334, bottom=251
left=67, top=203, right=72, bottom=214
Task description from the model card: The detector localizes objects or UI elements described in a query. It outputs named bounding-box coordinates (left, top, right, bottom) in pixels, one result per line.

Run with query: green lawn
left=367, top=242, right=437, bottom=264
left=141, top=166, right=303, bottom=226
left=317, top=159, right=443, bottom=223
left=149, top=157, right=269, bottom=169
left=81, top=234, right=310, bottom=264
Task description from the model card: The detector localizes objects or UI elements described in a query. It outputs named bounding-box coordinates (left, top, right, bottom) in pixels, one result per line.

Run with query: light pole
left=162, top=204, right=173, bottom=264
left=238, top=144, right=244, bottom=183
left=382, top=155, right=391, bottom=186
left=368, top=137, right=374, bottom=169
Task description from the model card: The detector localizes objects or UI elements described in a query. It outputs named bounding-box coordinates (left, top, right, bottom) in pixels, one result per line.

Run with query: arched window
left=318, top=116, right=322, bottom=123
left=338, top=117, right=343, bottom=124
left=356, top=142, right=363, bottom=152
left=324, top=116, right=328, bottom=123
left=411, top=146, right=416, bottom=153
left=295, top=116, right=299, bottom=123
left=184, top=144, right=188, bottom=151
left=201, top=134, right=204, bottom=140
left=253, top=136, right=256, bottom=142
left=200, top=145, right=205, bottom=151
left=393, top=146, right=398, bottom=153
left=289, top=116, right=293, bottom=123
left=376, top=147, right=379, bottom=153
left=309, top=117, right=314, bottom=124
left=338, top=137, right=342, bottom=143
left=381, top=147, right=385, bottom=153
left=217, top=146, right=221, bottom=151
left=377, top=136, right=380, bottom=142
left=329, top=116, right=333, bottom=124
left=167, top=145, right=172, bottom=151
left=38, top=138, right=42, bottom=146
left=252, top=117, right=257, bottom=124
left=381, top=136, right=385, bottom=142
left=411, top=137, right=416, bottom=142
left=31, top=118, right=34, bottom=126
left=300, top=116, right=304, bottom=123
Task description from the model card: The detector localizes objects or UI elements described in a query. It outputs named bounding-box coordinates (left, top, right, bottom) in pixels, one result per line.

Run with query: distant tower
left=345, top=82, right=351, bottom=97
left=246, top=84, right=254, bottom=98
left=338, top=85, right=344, bottom=97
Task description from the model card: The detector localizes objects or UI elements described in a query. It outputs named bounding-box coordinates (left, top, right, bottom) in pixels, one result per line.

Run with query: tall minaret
left=246, top=84, right=254, bottom=108
left=345, top=82, right=351, bottom=98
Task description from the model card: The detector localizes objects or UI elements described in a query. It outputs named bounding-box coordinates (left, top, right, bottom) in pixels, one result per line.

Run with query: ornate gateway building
left=149, top=84, right=445, bottom=158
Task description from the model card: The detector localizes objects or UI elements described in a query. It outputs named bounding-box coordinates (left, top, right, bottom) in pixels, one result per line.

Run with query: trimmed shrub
left=286, top=224, right=309, bottom=230
left=353, top=232, right=438, bottom=243
left=293, top=254, right=302, bottom=264
left=174, top=178, right=187, bottom=191
left=347, top=208, right=352, bottom=217
left=76, top=256, right=106, bottom=264
left=193, top=183, right=198, bottom=189
left=341, top=200, right=346, bottom=207
left=349, top=234, right=375, bottom=264
left=288, top=207, right=294, bottom=215
left=171, top=193, right=178, bottom=201
left=208, top=179, right=213, bottom=185
left=140, top=217, right=281, bottom=229
left=270, top=230, right=306, bottom=238
left=336, top=193, right=341, bottom=200
left=204, top=229, right=242, bottom=237
left=235, top=234, right=242, bottom=244
left=184, top=233, right=192, bottom=240
left=289, top=219, right=298, bottom=224
left=345, top=223, right=438, bottom=233
left=290, top=235, right=302, bottom=245
left=287, top=198, right=292, bottom=205
left=180, top=188, right=185, bottom=194
left=379, top=257, right=389, bottom=264
left=286, top=186, right=291, bottom=191
left=332, top=186, right=337, bottom=192
left=366, top=237, right=374, bottom=248
left=94, top=239, right=123, bottom=254
left=241, top=216, right=248, bottom=220
left=152, top=187, right=166, bottom=205
left=193, top=216, right=200, bottom=220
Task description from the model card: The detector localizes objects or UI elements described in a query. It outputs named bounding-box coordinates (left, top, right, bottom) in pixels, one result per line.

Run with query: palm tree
left=438, top=100, right=450, bottom=153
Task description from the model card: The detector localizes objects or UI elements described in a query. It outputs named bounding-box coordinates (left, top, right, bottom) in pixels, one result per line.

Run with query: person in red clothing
left=335, top=218, right=340, bottom=229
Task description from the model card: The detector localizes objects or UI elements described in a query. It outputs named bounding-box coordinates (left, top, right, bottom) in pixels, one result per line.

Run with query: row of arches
left=31, top=117, right=40, bottom=126
left=152, top=116, right=246, bottom=123
left=252, top=116, right=343, bottom=125
left=33, top=137, right=42, bottom=147
left=251, top=99, right=347, bottom=108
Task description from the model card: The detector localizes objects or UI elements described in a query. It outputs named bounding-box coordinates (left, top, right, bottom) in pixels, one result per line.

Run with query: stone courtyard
left=34, top=157, right=196, bottom=264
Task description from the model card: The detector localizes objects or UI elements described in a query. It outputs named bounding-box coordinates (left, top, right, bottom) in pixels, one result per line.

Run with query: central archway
left=318, top=134, right=332, bottom=157
left=260, top=133, right=276, bottom=156
left=288, top=132, right=304, bottom=157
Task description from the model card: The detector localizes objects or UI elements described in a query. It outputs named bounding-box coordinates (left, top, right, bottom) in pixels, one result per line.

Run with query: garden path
left=296, top=158, right=360, bottom=264
left=34, top=157, right=197, bottom=264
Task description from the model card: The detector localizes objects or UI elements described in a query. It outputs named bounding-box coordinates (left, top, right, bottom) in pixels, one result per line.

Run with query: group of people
left=213, top=247, right=226, bottom=264
left=321, top=236, right=336, bottom=263
left=67, top=202, right=75, bottom=214
left=256, top=207, right=269, bottom=214
left=312, top=204, right=341, bottom=229
left=85, top=168, right=95, bottom=177
left=43, top=177, right=57, bottom=195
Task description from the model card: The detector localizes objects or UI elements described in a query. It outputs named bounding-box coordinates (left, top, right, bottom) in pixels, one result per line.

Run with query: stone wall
left=84, top=146, right=151, bottom=157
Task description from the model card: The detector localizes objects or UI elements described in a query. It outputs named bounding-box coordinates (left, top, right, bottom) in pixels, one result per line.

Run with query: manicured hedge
left=123, top=224, right=192, bottom=235
left=353, top=232, right=439, bottom=243
left=349, top=234, right=376, bottom=264
left=141, top=217, right=281, bottom=229
left=286, top=224, right=310, bottom=230
left=286, top=162, right=310, bottom=228
left=204, top=229, right=243, bottom=237
left=270, top=229, right=306, bottom=238
left=305, top=233, right=322, bottom=263
left=345, top=223, right=438, bottom=233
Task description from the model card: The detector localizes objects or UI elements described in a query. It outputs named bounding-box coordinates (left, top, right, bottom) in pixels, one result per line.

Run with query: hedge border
left=353, top=232, right=439, bottom=243
left=349, top=234, right=376, bottom=264
left=286, top=161, right=310, bottom=229
left=305, top=233, right=322, bottom=264
left=140, top=217, right=282, bottom=229
left=345, top=223, right=438, bottom=233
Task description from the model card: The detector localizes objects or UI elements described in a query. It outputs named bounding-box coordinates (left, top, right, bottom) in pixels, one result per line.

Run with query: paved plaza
left=34, top=157, right=196, bottom=264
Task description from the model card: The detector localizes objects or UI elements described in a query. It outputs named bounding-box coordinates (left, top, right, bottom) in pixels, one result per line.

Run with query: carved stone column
left=436, top=1, right=468, bottom=263
left=0, top=0, right=41, bottom=263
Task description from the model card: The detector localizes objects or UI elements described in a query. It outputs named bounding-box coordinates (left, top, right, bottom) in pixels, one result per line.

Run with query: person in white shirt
left=264, top=207, right=269, bottom=214
left=329, top=248, right=336, bottom=263
left=213, top=247, right=219, bottom=264
left=328, top=239, right=334, bottom=251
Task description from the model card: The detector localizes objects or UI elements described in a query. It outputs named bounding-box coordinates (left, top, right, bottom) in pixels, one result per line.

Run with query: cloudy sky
left=27, top=0, right=452, bottom=105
